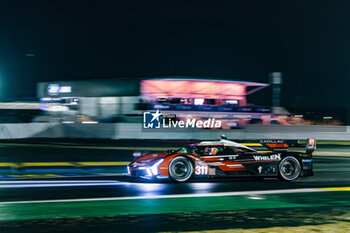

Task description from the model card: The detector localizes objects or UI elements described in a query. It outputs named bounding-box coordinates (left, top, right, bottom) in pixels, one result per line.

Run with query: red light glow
left=141, top=80, right=246, bottom=100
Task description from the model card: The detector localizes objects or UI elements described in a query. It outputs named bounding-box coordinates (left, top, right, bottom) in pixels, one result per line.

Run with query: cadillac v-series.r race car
left=128, top=136, right=315, bottom=182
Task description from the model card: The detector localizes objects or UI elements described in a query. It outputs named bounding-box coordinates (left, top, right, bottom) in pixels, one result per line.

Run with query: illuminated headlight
left=150, top=159, right=164, bottom=176
left=127, top=166, right=130, bottom=175
left=146, top=167, right=152, bottom=176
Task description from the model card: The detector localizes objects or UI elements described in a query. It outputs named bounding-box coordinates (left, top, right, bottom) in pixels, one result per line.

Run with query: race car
left=128, top=136, right=315, bottom=182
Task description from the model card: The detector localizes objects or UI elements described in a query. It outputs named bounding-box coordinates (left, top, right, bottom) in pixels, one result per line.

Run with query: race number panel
left=195, top=165, right=209, bottom=175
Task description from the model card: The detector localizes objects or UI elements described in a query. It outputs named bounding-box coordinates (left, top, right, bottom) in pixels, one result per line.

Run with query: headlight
left=150, top=159, right=164, bottom=176
left=146, top=167, right=152, bottom=176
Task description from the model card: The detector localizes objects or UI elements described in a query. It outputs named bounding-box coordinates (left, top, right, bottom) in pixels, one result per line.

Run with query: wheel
left=168, top=156, right=193, bottom=182
left=278, top=156, right=301, bottom=181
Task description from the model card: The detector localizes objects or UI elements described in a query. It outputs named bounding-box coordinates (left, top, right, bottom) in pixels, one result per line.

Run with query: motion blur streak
left=0, top=182, right=126, bottom=188
left=0, top=180, right=119, bottom=184
left=0, top=188, right=335, bottom=204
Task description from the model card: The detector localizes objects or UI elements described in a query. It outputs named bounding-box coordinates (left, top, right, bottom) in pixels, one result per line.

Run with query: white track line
left=0, top=182, right=127, bottom=188
left=0, top=180, right=119, bottom=184
left=0, top=188, right=333, bottom=205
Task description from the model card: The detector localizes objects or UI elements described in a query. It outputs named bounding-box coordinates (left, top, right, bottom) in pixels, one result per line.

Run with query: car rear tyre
left=168, top=156, right=193, bottom=182
left=278, top=156, right=301, bottom=181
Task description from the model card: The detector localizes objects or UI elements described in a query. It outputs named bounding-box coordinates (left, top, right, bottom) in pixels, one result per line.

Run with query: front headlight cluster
left=149, top=159, right=164, bottom=176
left=131, top=158, right=164, bottom=177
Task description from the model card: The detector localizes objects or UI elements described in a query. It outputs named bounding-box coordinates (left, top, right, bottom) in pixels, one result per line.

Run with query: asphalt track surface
left=0, top=142, right=348, bottom=201
left=0, top=140, right=349, bottom=232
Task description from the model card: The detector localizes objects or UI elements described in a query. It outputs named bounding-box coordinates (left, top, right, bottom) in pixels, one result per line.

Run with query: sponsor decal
left=143, top=110, right=222, bottom=129
left=229, top=155, right=239, bottom=160
left=253, top=154, right=281, bottom=161
left=208, top=168, right=216, bottom=175
left=260, top=139, right=284, bottom=144
left=132, top=162, right=146, bottom=167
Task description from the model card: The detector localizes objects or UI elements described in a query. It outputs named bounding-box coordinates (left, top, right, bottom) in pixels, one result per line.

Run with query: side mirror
left=132, top=151, right=142, bottom=157
left=133, top=151, right=149, bottom=157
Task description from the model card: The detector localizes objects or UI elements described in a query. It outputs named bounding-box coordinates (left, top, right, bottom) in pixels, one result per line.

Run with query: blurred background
left=0, top=0, right=349, bottom=129
left=2, top=1, right=350, bottom=232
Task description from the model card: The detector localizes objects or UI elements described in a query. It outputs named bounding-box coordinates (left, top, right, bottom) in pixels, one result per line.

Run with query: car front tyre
left=278, top=156, right=301, bottom=181
left=168, top=156, right=193, bottom=182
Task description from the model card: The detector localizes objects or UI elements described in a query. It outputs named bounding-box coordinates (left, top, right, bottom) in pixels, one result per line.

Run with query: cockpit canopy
left=195, top=139, right=256, bottom=156
left=171, top=138, right=256, bottom=156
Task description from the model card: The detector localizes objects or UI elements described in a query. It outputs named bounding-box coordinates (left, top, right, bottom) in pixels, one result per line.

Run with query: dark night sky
left=1, top=0, right=350, bottom=107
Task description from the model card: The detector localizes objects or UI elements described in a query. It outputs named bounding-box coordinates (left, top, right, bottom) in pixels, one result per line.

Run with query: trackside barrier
left=0, top=123, right=349, bottom=140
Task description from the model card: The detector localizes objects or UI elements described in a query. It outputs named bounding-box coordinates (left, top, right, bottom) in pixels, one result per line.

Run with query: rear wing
left=258, top=139, right=289, bottom=152
left=239, top=139, right=315, bottom=154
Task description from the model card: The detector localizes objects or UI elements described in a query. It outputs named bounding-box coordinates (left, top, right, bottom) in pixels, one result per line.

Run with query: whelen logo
left=253, top=154, right=281, bottom=161
left=143, top=110, right=222, bottom=129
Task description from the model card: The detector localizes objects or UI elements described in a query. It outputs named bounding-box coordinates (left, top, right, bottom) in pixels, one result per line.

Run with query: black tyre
left=168, top=156, right=193, bottom=182
left=278, top=156, right=301, bottom=181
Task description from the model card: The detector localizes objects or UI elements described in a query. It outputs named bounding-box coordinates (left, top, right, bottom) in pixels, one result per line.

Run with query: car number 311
left=195, top=165, right=209, bottom=175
